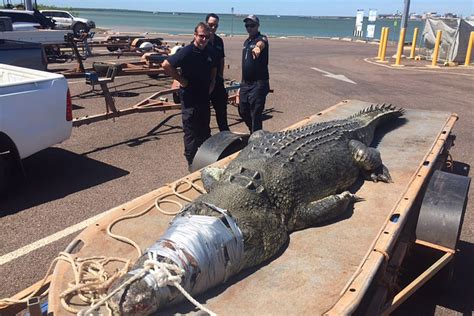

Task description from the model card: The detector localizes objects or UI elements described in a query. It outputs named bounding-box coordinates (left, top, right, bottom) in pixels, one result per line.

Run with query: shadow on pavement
left=0, top=148, right=129, bottom=216
left=393, top=240, right=474, bottom=315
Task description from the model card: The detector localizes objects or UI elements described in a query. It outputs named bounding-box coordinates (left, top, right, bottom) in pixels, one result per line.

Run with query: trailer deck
left=46, top=99, right=458, bottom=315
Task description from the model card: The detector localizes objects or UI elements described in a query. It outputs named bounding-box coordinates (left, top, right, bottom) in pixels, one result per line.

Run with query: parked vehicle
left=0, top=64, right=72, bottom=191
left=40, top=10, right=95, bottom=35
left=0, top=39, right=46, bottom=70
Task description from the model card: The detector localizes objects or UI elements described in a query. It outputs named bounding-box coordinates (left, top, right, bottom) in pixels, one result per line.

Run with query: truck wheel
left=107, top=46, right=119, bottom=52
left=73, top=22, right=88, bottom=36
left=0, top=155, right=10, bottom=194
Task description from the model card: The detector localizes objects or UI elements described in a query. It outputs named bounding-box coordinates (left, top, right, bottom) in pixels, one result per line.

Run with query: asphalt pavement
left=0, top=36, right=473, bottom=314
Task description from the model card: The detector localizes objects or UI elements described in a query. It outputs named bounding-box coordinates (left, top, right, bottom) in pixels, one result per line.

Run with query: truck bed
left=48, top=100, right=457, bottom=315
left=0, top=63, right=71, bottom=159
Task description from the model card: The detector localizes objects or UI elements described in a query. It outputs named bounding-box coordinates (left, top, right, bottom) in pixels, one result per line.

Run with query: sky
left=37, top=0, right=473, bottom=17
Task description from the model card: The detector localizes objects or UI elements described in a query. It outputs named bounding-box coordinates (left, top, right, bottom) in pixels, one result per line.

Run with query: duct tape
left=131, top=205, right=244, bottom=302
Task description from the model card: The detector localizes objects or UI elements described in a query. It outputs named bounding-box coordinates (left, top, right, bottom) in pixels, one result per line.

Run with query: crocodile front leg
left=349, top=140, right=392, bottom=183
left=201, top=166, right=225, bottom=192
left=290, top=191, right=361, bottom=231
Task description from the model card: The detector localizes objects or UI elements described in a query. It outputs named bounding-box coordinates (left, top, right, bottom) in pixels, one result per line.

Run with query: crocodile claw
left=370, top=165, right=393, bottom=183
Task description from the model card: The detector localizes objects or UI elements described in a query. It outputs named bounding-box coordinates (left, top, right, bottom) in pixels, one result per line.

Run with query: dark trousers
left=210, top=78, right=229, bottom=131
left=180, top=91, right=211, bottom=165
left=238, top=80, right=270, bottom=133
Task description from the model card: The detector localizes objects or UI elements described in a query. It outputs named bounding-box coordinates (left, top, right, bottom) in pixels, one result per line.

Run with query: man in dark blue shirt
left=162, top=22, right=217, bottom=168
left=239, top=14, right=270, bottom=133
left=206, top=13, right=230, bottom=132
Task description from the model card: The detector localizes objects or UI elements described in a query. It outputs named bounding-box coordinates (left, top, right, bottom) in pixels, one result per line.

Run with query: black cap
left=243, top=14, right=260, bottom=25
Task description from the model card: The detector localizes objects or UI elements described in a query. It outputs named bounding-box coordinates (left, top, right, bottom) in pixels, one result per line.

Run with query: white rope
left=1, top=176, right=216, bottom=315
left=155, top=179, right=206, bottom=215
left=78, top=257, right=217, bottom=316
left=143, top=258, right=217, bottom=316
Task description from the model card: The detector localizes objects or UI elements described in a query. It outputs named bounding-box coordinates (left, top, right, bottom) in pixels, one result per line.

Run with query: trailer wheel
left=190, top=131, right=249, bottom=172
left=107, top=46, right=119, bottom=52
left=416, top=170, right=470, bottom=250
left=415, top=170, right=471, bottom=290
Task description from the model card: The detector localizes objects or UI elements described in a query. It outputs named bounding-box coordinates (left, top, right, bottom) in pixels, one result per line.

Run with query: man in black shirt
left=239, top=14, right=270, bottom=133
left=162, top=22, right=217, bottom=168
left=206, top=13, right=230, bottom=131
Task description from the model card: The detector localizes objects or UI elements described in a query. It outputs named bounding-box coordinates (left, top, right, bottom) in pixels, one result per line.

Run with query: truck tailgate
left=0, top=64, right=71, bottom=158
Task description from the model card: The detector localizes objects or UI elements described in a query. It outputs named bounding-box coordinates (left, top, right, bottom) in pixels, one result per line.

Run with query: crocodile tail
left=350, top=103, right=404, bottom=126
left=349, top=104, right=405, bottom=144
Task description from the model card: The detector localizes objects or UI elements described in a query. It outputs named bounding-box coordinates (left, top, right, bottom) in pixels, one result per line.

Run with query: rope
left=144, top=259, right=217, bottom=316
left=155, top=179, right=206, bottom=215
left=78, top=258, right=216, bottom=316
left=0, top=177, right=213, bottom=315
left=0, top=254, right=60, bottom=308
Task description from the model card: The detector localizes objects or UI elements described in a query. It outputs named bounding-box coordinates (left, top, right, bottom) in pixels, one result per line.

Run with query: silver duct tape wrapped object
left=130, top=203, right=244, bottom=304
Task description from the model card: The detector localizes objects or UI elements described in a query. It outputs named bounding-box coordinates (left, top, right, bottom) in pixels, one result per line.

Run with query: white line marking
left=0, top=209, right=116, bottom=266
left=311, top=67, right=357, bottom=84
left=363, top=58, right=474, bottom=77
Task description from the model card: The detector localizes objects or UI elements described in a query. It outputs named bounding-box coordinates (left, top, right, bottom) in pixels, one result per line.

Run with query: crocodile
left=107, top=104, right=404, bottom=315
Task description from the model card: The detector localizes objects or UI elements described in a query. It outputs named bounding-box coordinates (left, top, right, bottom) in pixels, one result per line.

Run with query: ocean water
left=77, top=10, right=425, bottom=42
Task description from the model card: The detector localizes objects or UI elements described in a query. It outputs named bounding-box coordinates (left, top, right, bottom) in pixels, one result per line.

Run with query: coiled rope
left=0, top=178, right=215, bottom=315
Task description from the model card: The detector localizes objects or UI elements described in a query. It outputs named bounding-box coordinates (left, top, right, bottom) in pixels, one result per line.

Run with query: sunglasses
left=195, top=34, right=210, bottom=39
left=245, top=24, right=257, bottom=28
left=208, top=23, right=218, bottom=28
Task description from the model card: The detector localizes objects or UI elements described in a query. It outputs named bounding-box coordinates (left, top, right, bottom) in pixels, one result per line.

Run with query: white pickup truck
left=0, top=64, right=72, bottom=191
left=40, top=10, right=96, bottom=35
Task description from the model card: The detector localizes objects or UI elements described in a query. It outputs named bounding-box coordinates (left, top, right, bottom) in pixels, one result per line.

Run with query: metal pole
left=409, top=27, right=419, bottom=59
left=400, top=0, right=410, bottom=29
left=231, top=7, right=234, bottom=37
left=24, top=0, right=33, bottom=10
left=431, top=30, right=442, bottom=67
left=394, top=27, right=406, bottom=66
left=464, top=31, right=474, bottom=66
left=377, top=27, right=386, bottom=59
left=379, top=27, right=390, bottom=62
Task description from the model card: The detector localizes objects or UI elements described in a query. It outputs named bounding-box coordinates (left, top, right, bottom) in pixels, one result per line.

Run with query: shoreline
left=94, top=27, right=381, bottom=44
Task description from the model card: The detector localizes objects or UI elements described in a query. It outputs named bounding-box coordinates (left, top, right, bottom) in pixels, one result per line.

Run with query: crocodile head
left=108, top=264, right=170, bottom=315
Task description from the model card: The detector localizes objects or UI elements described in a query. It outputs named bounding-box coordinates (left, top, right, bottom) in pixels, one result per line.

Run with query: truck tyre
left=72, top=22, right=88, bottom=37
left=0, top=154, right=10, bottom=194
left=107, top=46, right=119, bottom=52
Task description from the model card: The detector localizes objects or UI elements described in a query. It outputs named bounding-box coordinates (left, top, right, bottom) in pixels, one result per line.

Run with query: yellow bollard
left=464, top=31, right=474, bottom=66
left=394, top=27, right=406, bottom=66
left=379, top=27, right=390, bottom=63
left=377, top=27, right=386, bottom=59
left=409, top=27, right=419, bottom=59
left=430, top=30, right=442, bottom=67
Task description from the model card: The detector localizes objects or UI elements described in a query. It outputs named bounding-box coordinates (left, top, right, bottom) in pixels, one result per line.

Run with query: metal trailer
left=71, top=77, right=241, bottom=128
left=89, top=35, right=165, bottom=52
left=3, top=99, right=469, bottom=315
